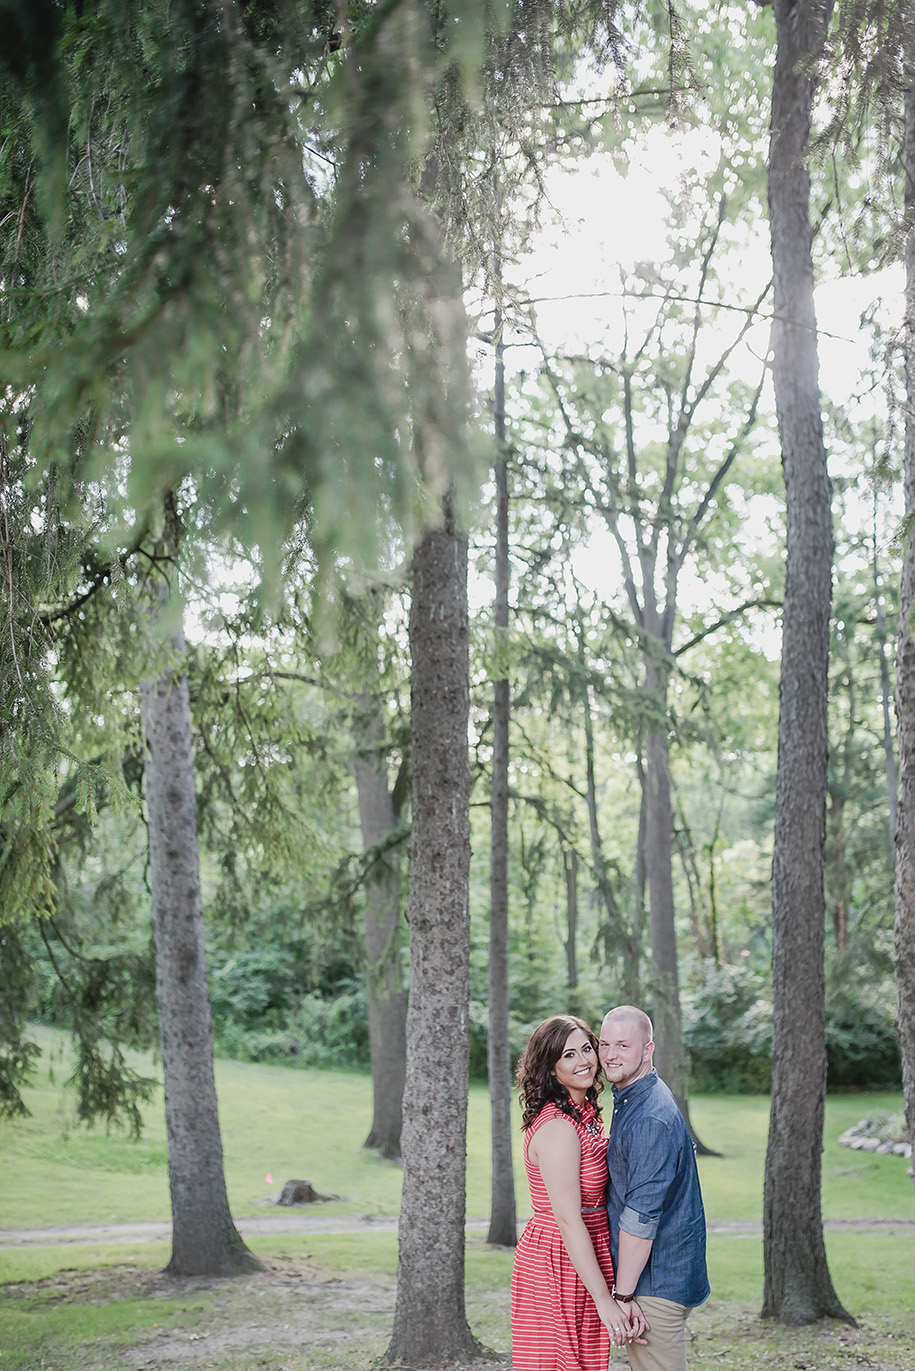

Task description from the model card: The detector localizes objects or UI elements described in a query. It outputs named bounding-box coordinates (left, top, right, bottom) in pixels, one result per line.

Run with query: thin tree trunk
left=353, top=690, right=407, bottom=1160
left=140, top=498, right=261, bottom=1279
left=644, top=701, right=685, bottom=1098
left=827, top=787, right=849, bottom=951
left=384, top=493, right=483, bottom=1362
left=894, top=84, right=915, bottom=1196
left=564, top=847, right=579, bottom=990
left=577, top=615, right=638, bottom=1000
left=873, top=503, right=898, bottom=845
left=641, top=657, right=719, bottom=1151
left=762, top=0, right=851, bottom=1323
left=487, top=314, right=517, bottom=1247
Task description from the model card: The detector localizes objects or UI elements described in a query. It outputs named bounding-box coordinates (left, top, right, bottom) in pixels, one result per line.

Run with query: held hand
left=606, top=1301, right=637, bottom=1347
left=600, top=1300, right=630, bottom=1349
left=624, top=1298, right=650, bottom=1344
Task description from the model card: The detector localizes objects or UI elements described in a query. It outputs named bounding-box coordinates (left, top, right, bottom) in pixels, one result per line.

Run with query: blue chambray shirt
left=605, top=1068, right=710, bottom=1308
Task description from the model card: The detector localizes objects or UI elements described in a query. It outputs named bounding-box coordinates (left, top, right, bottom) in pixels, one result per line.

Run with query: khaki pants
left=625, top=1295, right=692, bottom=1371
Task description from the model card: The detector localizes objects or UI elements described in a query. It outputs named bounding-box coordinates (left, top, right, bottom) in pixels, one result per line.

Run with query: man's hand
left=622, top=1298, right=650, bottom=1344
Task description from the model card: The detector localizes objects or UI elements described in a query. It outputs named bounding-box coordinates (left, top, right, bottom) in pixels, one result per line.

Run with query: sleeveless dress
left=510, top=1099, right=615, bottom=1371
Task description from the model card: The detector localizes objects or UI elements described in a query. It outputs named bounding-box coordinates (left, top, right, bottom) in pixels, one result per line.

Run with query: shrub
left=825, top=997, right=901, bottom=1089
left=682, top=962, right=773, bottom=1093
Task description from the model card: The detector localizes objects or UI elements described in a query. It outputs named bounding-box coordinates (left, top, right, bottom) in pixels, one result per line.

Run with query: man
left=598, top=1005, right=709, bottom=1371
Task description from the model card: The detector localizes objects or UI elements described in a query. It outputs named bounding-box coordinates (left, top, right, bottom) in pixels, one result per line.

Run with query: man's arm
left=612, top=1231, right=652, bottom=1338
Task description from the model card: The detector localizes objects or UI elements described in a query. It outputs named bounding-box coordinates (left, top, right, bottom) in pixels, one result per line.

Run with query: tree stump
left=275, top=1178, right=335, bottom=1206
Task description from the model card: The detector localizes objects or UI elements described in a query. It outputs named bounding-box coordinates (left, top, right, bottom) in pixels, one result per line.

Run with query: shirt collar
left=611, top=1065, right=658, bottom=1105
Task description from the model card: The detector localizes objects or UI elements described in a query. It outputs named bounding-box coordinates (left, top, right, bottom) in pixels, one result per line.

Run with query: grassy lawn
left=1, top=1027, right=913, bottom=1370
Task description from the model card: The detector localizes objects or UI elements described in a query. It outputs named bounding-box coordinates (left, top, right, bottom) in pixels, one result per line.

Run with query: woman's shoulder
left=526, top=1101, right=577, bottom=1137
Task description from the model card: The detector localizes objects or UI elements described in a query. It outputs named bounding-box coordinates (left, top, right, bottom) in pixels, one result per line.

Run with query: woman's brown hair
left=516, top=1014, right=604, bottom=1130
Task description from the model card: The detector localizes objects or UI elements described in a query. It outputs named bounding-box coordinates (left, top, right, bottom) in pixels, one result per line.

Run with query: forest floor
left=2, top=1226, right=914, bottom=1371
left=3, top=1252, right=914, bottom=1371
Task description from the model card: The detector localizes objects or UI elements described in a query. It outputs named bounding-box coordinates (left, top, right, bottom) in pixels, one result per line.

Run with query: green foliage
left=683, top=960, right=902, bottom=1093
left=0, top=927, right=41, bottom=1117
left=825, top=993, right=902, bottom=1090
left=208, top=934, right=371, bottom=1069
left=683, top=961, right=773, bottom=1093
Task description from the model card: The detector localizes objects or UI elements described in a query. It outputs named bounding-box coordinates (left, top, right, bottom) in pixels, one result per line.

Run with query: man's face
left=598, top=1014, right=653, bottom=1089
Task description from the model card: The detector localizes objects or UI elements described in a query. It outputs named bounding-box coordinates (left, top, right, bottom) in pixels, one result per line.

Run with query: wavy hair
left=516, top=1014, right=604, bottom=1130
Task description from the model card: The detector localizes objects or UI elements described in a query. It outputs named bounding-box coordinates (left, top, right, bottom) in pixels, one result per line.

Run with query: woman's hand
left=618, top=1298, right=649, bottom=1344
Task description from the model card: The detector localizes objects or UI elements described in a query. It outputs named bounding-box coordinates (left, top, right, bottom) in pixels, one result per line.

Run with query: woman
left=511, top=1014, right=636, bottom=1370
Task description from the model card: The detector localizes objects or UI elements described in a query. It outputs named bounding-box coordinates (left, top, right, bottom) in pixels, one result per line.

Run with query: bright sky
left=474, top=123, right=905, bottom=650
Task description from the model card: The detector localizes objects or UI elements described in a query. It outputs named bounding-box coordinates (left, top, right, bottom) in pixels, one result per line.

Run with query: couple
left=511, top=1006, right=709, bottom=1371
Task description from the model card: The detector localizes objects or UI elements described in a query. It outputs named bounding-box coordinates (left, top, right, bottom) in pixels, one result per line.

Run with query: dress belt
left=580, top=1204, right=605, bottom=1213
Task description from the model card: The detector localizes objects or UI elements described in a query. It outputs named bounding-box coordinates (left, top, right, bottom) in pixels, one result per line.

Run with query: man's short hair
left=604, top=1004, right=654, bottom=1044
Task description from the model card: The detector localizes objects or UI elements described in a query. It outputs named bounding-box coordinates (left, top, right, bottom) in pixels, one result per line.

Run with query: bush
left=212, top=978, right=370, bottom=1070
left=825, top=997, right=901, bottom=1089
left=682, top=962, right=773, bottom=1093
left=682, top=961, right=902, bottom=1093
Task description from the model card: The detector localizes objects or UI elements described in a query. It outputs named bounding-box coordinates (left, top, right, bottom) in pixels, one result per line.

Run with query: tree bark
left=140, top=499, right=261, bottom=1278
left=762, top=0, right=851, bottom=1323
left=353, top=689, right=407, bottom=1160
left=564, top=846, right=579, bottom=990
left=643, top=669, right=691, bottom=1116
left=384, top=493, right=483, bottom=1362
left=894, top=84, right=915, bottom=1196
left=642, top=657, right=718, bottom=1150
left=487, top=316, right=517, bottom=1247
left=872, top=504, right=898, bottom=846
left=577, top=613, right=639, bottom=1001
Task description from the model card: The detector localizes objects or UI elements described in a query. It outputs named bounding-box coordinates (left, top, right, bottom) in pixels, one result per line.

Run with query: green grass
left=691, top=1091, right=911, bottom=1223
left=6, top=1028, right=910, bottom=1232
left=1, top=1027, right=913, bottom=1371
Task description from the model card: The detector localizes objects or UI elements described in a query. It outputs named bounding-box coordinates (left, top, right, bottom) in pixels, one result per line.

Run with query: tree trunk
left=644, top=705, right=685, bottom=1101
left=642, top=659, right=717, bottom=1151
left=578, top=615, right=638, bottom=1000
left=894, top=84, right=915, bottom=1196
left=353, top=690, right=407, bottom=1160
left=872, top=504, right=898, bottom=846
left=487, top=316, right=517, bottom=1247
left=564, top=846, right=579, bottom=990
left=140, top=500, right=261, bottom=1278
left=826, top=787, right=849, bottom=952
left=762, top=0, right=851, bottom=1323
left=384, top=493, right=483, bottom=1363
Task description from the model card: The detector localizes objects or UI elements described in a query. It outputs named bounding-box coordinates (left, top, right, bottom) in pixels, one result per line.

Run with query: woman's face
left=551, top=1026, right=598, bottom=1101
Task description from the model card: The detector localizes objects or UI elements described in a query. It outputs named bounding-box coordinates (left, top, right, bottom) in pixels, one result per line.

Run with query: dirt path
left=2, top=1214, right=914, bottom=1249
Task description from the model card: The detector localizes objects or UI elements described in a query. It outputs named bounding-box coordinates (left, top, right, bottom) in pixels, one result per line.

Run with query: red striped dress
left=510, top=1100, right=614, bottom=1371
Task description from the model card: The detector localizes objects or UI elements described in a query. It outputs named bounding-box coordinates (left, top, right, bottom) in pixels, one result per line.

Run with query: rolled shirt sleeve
left=618, top=1204, right=659, bottom=1240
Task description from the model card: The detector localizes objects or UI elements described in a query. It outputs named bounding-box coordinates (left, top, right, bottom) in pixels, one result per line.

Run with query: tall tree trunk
left=872, top=501, right=898, bottom=845
left=643, top=683, right=684, bottom=1098
left=577, top=615, right=638, bottom=1000
left=826, top=788, right=849, bottom=951
left=140, top=498, right=261, bottom=1278
left=384, top=493, right=483, bottom=1363
left=487, top=315, right=517, bottom=1247
left=642, top=658, right=717, bottom=1151
left=762, top=0, right=850, bottom=1323
left=353, top=690, right=407, bottom=1160
left=894, top=84, right=915, bottom=1196
left=564, top=846, right=579, bottom=991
